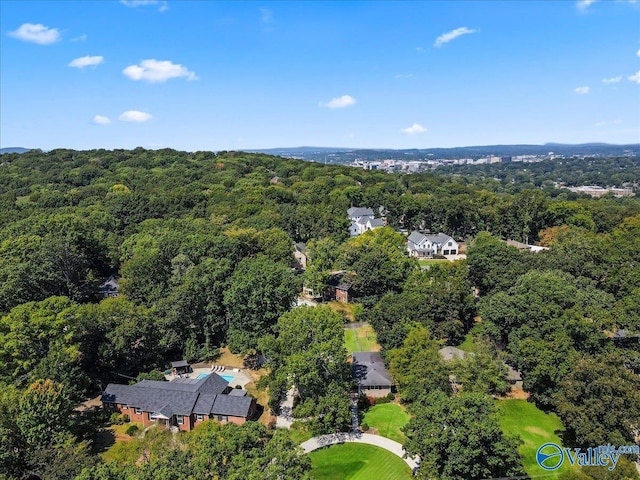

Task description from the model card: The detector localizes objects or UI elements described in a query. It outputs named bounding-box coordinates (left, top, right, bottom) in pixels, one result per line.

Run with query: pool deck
left=164, top=364, right=251, bottom=388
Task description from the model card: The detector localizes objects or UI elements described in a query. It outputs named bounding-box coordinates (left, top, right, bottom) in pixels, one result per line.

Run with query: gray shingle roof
left=229, top=389, right=248, bottom=397
left=102, top=385, right=199, bottom=416
left=368, top=218, right=385, bottom=228
left=150, top=404, right=173, bottom=419
left=212, top=395, right=254, bottom=417
left=407, top=231, right=426, bottom=245
left=438, top=346, right=467, bottom=361
left=348, top=207, right=374, bottom=218
left=192, top=394, right=216, bottom=415
left=101, top=371, right=252, bottom=419
left=425, top=233, right=453, bottom=245
left=352, top=352, right=394, bottom=387
left=171, top=360, right=190, bottom=368
left=137, top=372, right=228, bottom=395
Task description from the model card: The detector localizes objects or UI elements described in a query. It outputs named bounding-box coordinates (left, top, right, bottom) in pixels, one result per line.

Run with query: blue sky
left=1, top=0, right=639, bottom=150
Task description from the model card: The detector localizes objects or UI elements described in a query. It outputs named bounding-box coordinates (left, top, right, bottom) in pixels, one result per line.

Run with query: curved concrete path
left=301, top=432, right=420, bottom=471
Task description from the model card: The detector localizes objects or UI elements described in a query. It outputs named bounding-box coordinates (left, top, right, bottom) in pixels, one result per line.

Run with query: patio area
left=164, top=362, right=251, bottom=388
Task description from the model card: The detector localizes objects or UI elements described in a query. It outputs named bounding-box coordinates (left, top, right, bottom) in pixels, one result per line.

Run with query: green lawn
left=456, top=332, right=478, bottom=353
left=288, top=421, right=313, bottom=444
left=497, top=399, right=572, bottom=478
left=310, top=443, right=413, bottom=480
left=362, top=403, right=409, bottom=445
left=344, top=325, right=379, bottom=353
left=417, top=258, right=450, bottom=267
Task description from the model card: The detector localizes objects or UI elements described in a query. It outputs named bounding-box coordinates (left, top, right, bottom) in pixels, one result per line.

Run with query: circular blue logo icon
left=536, top=443, right=564, bottom=471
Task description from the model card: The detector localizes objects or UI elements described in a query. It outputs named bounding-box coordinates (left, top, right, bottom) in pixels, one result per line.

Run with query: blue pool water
left=196, top=372, right=235, bottom=383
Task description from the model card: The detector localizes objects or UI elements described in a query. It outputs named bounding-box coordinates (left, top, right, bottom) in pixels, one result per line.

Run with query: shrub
left=243, top=352, right=262, bottom=370
left=361, top=422, right=369, bottom=431
left=374, top=395, right=392, bottom=404
left=357, top=394, right=370, bottom=411
left=125, top=424, right=139, bottom=436
left=386, top=392, right=395, bottom=401
left=109, top=413, right=130, bottom=425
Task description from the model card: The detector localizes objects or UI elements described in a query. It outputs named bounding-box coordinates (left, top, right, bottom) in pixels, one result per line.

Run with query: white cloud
left=395, top=73, right=413, bottom=79
left=637, top=48, right=640, bottom=57
left=629, top=71, right=640, bottom=84
left=595, top=119, right=621, bottom=127
left=8, top=23, right=61, bottom=45
left=577, top=0, right=597, bottom=10
left=321, top=95, right=356, bottom=109
left=119, top=110, right=152, bottom=122
left=121, top=0, right=168, bottom=12
left=345, top=133, right=355, bottom=139
left=122, top=0, right=160, bottom=6
left=402, top=123, right=427, bottom=135
left=602, top=76, right=622, bottom=84
left=434, top=27, right=476, bottom=48
left=92, top=115, right=111, bottom=125
left=123, top=59, right=197, bottom=82
left=260, top=7, right=273, bottom=23
left=71, top=33, right=87, bottom=42
left=68, top=55, right=104, bottom=69
left=574, top=86, right=590, bottom=94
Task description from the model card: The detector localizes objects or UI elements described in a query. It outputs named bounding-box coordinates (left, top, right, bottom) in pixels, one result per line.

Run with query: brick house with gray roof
left=101, top=372, right=256, bottom=431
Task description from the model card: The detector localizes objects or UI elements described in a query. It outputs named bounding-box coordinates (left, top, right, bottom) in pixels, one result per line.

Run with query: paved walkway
left=344, top=321, right=369, bottom=330
left=300, top=432, right=420, bottom=472
left=275, top=388, right=296, bottom=428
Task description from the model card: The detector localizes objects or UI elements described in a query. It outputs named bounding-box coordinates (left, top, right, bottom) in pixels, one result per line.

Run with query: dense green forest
left=0, top=148, right=638, bottom=479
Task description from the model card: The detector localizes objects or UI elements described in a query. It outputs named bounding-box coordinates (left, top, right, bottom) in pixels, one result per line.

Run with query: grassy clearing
left=456, top=332, right=478, bottom=353
left=497, top=399, right=571, bottom=478
left=310, top=443, right=413, bottom=480
left=344, top=324, right=380, bottom=353
left=362, top=403, right=409, bottom=445
left=99, top=422, right=144, bottom=463
left=326, top=301, right=360, bottom=321
left=288, top=421, right=313, bottom=444
left=417, top=258, right=450, bottom=266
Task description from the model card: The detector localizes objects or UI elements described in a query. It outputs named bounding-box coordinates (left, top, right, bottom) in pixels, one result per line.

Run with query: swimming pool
left=196, top=372, right=235, bottom=383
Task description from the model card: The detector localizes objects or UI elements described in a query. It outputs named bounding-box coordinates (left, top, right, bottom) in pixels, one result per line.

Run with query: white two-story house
left=348, top=207, right=385, bottom=236
left=407, top=231, right=458, bottom=257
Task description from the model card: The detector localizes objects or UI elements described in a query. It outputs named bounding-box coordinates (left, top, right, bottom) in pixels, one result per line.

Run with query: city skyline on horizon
left=1, top=0, right=639, bottom=151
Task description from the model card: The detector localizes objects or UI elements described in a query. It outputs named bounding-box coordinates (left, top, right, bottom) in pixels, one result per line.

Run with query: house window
left=448, top=241, right=452, bottom=246
left=196, top=414, right=204, bottom=422
left=176, top=415, right=184, bottom=425
left=217, top=415, right=228, bottom=422
left=134, top=407, right=142, bottom=415
left=121, top=404, right=128, bottom=410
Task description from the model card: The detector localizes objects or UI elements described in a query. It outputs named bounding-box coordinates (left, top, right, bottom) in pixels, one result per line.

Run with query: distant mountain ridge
left=0, top=147, right=30, bottom=154
left=249, top=143, right=639, bottom=163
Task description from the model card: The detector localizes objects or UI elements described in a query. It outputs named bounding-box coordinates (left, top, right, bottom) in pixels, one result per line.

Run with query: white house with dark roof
left=348, top=207, right=385, bottom=236
left=407, top=231, right=458, bottom=257
left=101, top=372, right=256, bottom=431
left=98, top=274, right=120, bottom=298
left=352, top=352, right=395, bottom=397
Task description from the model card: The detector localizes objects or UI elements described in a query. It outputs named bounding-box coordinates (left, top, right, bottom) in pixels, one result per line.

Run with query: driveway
left=300, top=432, right=420, bottom=471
